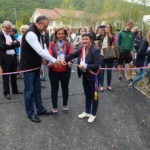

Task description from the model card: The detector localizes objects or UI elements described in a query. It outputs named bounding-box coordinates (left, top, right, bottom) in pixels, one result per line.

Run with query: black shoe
left=118, top=77, right=122, bottom=81
left=127, top=79, right=133, bottom=83
left=29, top=115, right=41, bottom=123
left=37, top=110, right=52, bottom=116
left=4, top=94, right=11, bottom=100
left=13, top=90, right=23, bottom=94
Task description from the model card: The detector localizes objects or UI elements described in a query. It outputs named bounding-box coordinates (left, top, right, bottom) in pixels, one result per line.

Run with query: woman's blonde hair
left=20, top=25, right=29, bottom=33
left=146, top=31, right=150, bottom=46
left=53, top=28, right=68, bottom=42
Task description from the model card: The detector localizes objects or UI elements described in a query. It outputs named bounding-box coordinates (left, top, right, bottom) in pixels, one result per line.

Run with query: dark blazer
left=96, top=34, right=114, bottom=46
left=136, top=38, right=148, bottom=67
left=65, top=44, right=101, bottom=80
left=0, top=31, right=20, bottom=61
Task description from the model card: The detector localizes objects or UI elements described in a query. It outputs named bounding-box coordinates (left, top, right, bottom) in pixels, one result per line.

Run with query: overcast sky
left=124, top=0, right=150, bottom=6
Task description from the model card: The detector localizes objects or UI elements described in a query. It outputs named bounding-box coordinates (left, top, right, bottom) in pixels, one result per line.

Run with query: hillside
left=0, top=0, right=149, bottom=24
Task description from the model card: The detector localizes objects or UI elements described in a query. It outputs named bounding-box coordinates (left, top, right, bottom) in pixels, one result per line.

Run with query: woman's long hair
left=104, top=24, right=113, bottom=38
left=146, top=31, right=150, bottom=46
left=53, top=28, right=68, bottom=42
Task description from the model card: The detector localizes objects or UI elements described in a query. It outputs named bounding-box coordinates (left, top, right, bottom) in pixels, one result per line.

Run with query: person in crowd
left=117, top=21, right=134, bottom=82
left=40, top=29, right=50, bottom=81
left=113, top=29, right=120, bottom=68
left=114, top=29, right=120, bottom=46
left=74, top=28, right=85, bottom=50
left=17, top=25, right=29, bottom=79
left=128, top=31, right=150, bottom=88
left=20, top=16, right=65, bottom=123
left=134, top=31, right=143, bottom=52
left=69, top=28, right=76, bottom=42
left=86, top=27, right=96, bottom=41
left=133, top=26, right=139, bottom=39
left=18, top=25, right=29, bottom=44
left=11, top=27, right=21, bottom=59
left=0, top=21, right=21, bottom=100
left=98, top=24, right=114, bottom=92
left=96, top=27, right=100, bottom=37
left=65, top=32, right=101, bottom=123
left=94, top=40, right=101, bottom=49
left=48, top=28, right=73, bottom=114
left=96, top=28, right=105, bottom=43
left=50, top=27, right=57, bottom=41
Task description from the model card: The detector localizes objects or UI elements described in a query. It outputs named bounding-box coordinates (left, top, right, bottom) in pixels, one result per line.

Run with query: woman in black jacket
left=65, top=32, right=101, bottom=123
left=129, top=31, right=150, bottom=88
left=99, top=24, right=114, bottom=92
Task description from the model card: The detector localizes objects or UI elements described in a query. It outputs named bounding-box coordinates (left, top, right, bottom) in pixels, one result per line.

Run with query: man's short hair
left=35, top=16, right=49, bottom=23
left=2, top=20, right=12, bottom=27
left=126, top=21, right=134, bottom=26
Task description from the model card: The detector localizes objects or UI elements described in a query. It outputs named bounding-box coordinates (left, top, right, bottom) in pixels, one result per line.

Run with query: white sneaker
left=78, top=112, right=91, bottom=119
left=88, top=115, right=96, bottom=123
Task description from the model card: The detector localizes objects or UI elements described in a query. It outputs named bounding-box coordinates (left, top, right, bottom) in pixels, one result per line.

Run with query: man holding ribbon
left=20, top=16, right=65, bottom=123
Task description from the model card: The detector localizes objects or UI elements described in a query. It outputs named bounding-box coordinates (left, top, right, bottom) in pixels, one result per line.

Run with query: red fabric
left=48, top=41, right=73, bottom=72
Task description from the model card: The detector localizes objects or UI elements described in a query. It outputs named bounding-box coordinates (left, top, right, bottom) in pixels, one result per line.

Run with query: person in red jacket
left=48, top=28, right=73, bottom=115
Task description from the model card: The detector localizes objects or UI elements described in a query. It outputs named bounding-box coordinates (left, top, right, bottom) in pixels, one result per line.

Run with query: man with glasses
left=0, top=21, right=21, bottom=100
left=117, top=21, right=134, bottom=82
left=20, top=16, right=65, bottom=123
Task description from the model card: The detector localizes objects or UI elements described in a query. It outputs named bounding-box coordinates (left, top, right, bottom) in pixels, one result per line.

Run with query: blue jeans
left=24, top=70, right=45, bottom=118
left=130, top=69, right=146, bottom=86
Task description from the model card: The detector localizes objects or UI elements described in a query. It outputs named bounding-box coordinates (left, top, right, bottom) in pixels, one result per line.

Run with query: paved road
left=0, top=70, right=150, bottom=150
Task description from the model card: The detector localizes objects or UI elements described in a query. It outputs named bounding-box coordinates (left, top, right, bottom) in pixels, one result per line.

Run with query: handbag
left=103, top=46, right=116, bottom=59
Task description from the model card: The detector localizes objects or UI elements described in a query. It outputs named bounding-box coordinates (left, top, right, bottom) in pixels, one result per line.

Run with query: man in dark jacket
left=0, top=21, right=21, bottom=100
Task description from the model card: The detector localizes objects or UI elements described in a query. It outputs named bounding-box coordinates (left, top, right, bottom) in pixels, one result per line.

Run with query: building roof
left=32, top=8, right=83, bottom=19
left=36, top=8, right=61, bottom=19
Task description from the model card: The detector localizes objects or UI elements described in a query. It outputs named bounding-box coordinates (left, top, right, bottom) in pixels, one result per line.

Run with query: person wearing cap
left=0, top=20, right=21, bottom=100
left=65, top=32, right=101, bottom=123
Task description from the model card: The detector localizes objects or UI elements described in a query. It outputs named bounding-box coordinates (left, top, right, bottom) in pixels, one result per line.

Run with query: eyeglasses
left=82, top=32, right=91, bottom=36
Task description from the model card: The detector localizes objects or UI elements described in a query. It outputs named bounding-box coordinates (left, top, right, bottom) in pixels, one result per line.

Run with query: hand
left=55, top=60, right=66, bottom=66
left=131, top=52, right=134, bottom=57
left=47, top=62, right=54, bottom=68
left=40, top=69, right=43, bottom=75
left=67, top=61, right=72, bottom=67
left=41, top=59, right=46, bottom=65
left=61, top=60, right=66, bottom=66
left=6, top=42, right=12, bottom=46
left=78, top=64, right=84, bottom=70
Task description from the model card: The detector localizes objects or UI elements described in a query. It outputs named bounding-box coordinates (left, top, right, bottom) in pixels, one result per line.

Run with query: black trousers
left=49, top=69, right=71, bottom=109
left=82, top=75, right=99, bottom=116
left=1, top=55, right=18, bottom=95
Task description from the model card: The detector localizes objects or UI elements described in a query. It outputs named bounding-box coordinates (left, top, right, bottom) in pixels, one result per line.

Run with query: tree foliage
left=0, top=0, right=149, bottom=29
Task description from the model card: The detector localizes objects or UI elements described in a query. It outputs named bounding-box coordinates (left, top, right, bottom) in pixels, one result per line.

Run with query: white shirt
left=101, top=37, right=108, bottom=56
left=2, top=30, right=15, bottom=55
left=25, top=31, right=56, bottom=64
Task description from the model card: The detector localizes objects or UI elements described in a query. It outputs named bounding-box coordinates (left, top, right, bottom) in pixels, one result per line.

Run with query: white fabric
left=25, top=31, right=56, bottom=63
left=101, top=37, right=108, bottom=56
left=2, top=30, right=15, bottom=55
left=80, top=47, right=87, bottom=70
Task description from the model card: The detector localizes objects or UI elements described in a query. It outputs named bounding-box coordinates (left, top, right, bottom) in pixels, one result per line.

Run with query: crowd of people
left=0, top=15, right=150, bottom=123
